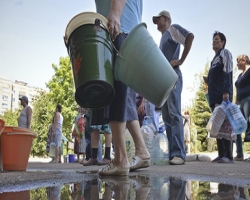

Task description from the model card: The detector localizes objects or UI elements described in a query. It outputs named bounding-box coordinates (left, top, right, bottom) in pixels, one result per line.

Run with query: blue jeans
left=161, top=67, right=185, bottom=160
left=169, top=177, right=186, bottom=200
left=235, top=96, right=250, bottom=158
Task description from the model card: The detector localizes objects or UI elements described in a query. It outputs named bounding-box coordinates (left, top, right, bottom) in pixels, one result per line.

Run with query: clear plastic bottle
left=141, top=116, right=156, bottom=165
left=125, top=128, right=135, bottom=161
left=222, top=101, right=247, bottom=134
left=153, top=127, right=169, bottom=165
left=150, top=176, right=170, bottom=200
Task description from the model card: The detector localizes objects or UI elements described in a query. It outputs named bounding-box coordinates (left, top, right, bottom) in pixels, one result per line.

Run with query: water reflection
left=1, top=176, right=250, bottom=199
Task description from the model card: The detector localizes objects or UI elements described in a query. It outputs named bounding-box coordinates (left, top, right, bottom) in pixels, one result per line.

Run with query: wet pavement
left=1, top=174, right=250, bottom=199
left=1, top=153, right=250, bottom=199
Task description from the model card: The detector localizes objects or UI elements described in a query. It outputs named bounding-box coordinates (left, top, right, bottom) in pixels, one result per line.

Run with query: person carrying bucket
left=152, top=10, right=194, bottom=165
left=94, top=0, right=150, bottom=176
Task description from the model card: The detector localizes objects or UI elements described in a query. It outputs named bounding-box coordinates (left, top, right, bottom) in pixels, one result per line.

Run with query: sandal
left=98, top=160, right=129, bottom=176
left=130, top=156, right=150, bottom=171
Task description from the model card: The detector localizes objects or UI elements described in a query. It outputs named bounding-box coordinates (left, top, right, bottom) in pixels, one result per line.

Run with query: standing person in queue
left=95, top=0, right=150, bottom=176
left=234, top=54, right=250, bottom=161
left=207, top=31, right=233, bottom=163
left=152, top=10, right=194, bottom=165
left=18, top=95, right=32, bottom=129
left=51, top=104, right=64, bottom=163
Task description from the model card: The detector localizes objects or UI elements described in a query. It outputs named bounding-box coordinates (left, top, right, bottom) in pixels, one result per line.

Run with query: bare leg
left=91, top=129, right=100, bottom=148
left=109, top=121, right=129, bottom=168
left=53, top=146, right=59, bottom=163
left=58, top=147, right=62, bottom=163
left=126, top=120, right=150, bottom=159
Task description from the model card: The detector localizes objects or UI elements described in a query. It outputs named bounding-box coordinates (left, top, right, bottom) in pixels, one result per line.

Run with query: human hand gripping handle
left=107, top=13, right=121, bottom=41
left=107, top=0, right=126, bottom=41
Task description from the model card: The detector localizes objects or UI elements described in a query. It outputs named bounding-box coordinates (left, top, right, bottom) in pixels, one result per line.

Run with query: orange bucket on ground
left=1, top=126, right=37, bottom=171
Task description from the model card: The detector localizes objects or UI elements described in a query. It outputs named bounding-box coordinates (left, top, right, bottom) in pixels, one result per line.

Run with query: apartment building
left=0, top=78, right=41, bottom=115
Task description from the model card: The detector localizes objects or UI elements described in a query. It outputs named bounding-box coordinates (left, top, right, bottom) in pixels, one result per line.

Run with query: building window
left=12, top=98, right=15, bottom=102
left=2, top=87, right=9, bottom=93
left=2, top=103, right=8, bottom=108
left=2, top=95, right=8, bottom=101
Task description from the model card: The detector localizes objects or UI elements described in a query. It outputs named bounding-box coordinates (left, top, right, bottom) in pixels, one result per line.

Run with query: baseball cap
left=153, top=10, right=172, bottom=24
left=19, top=95, right=28, bottom=103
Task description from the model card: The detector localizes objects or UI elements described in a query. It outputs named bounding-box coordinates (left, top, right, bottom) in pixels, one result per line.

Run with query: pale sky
left=0, top=1, right=249, bottom=108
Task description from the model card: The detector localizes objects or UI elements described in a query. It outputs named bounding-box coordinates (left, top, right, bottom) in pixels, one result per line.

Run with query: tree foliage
left=31, top=56, right=77, bottom=156
left=189, top=61, right=212, bottom=152
left=0, top=107, right=21, bottom=127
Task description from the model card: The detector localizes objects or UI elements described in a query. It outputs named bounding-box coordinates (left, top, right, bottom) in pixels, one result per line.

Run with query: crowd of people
left=17, top=0, right=250, bottom=181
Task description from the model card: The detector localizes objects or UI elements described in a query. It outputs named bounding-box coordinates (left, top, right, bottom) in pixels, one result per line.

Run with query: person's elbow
left=187, top=33, right=194, bottom=43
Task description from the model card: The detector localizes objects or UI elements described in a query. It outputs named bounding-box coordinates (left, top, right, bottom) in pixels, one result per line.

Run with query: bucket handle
left=6, top=132, right=38, bottom=138
left=95, top=18, right=123, bottom=59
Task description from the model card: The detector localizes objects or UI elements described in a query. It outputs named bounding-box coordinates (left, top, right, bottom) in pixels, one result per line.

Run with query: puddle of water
left=0, top=175, right=250, bottom=199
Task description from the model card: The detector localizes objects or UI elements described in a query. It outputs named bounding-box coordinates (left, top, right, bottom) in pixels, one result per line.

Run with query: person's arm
left=52, top=112, right=59, bottom=135
left=107, top=0, right=126, bottom=41
left=26, top=106, right=32, bottom=129
left=138, top=98, right=145, bottom=115
left=170, top=33, right=194, bottom=67
left=222, top=49, right=233, bottom=102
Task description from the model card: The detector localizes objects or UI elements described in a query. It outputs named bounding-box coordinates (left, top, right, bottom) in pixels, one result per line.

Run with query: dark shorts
left=90, top=33, right=138, bottom=124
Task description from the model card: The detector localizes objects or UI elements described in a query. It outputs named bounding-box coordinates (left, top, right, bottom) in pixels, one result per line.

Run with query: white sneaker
left=169, top=156, right=185, bottom=165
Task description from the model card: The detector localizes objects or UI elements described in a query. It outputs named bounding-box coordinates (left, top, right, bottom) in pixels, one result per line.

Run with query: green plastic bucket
left=114, top=23, right=178, bottom=108
left=64, top=12, right=114, bottom=109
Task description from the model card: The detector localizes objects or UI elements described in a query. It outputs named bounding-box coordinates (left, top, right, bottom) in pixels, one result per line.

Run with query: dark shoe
left=234, top=156, right=244, bottom=161
left=211, top=156, right=221, bottom=163
left=244, top=132, right=250, bottom=142
left=98, top=158, right=111, bottom=166
left=83, top=158, right=98, bottom=166
left=217, top=156, right=234, bottom=163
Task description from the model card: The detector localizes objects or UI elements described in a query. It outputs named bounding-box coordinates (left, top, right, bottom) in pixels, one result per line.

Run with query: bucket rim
left=118, top=22, right=147, bottom=56
left=2, top=126, right=38, bottom=137
left=65, top=12, right=108, bottom=45
left=3, top=131, right=38, bottom=138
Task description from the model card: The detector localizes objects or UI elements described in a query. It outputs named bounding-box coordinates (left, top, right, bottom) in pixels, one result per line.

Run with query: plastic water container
left=222, top=102, right=247, bottom=134
left=48, top=142, right=56, bottom=158
left=206, top=105, right=226, bottom=137
left=150, top=176, right=170, bottom=200
left=141, top=116, right=156, bottom=164
left=125, top=128, right=135, bottom=161
left=153, top=127, right=169, bottom=165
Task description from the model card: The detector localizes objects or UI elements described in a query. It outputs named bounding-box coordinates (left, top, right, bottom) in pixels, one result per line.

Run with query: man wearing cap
left=18, top=96, right=32, bottom=129
left=153, top=10, right=194, bottom=165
